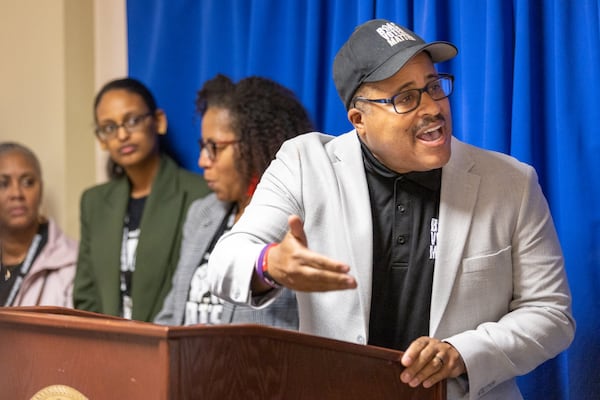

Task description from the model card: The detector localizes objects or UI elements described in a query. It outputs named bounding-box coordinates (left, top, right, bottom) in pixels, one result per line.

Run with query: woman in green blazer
left=73, top=78, right=210, bottom=322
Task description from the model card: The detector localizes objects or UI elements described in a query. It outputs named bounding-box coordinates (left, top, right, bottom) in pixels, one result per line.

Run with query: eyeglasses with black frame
left=95, top=112, right=154, bottom=140
left=198, top=139, right=240, bottom=162
left=352, top=73, right=454, bottom=114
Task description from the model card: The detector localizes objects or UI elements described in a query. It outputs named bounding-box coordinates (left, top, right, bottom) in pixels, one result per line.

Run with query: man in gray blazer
left=208, top=19, right=574, bottom=400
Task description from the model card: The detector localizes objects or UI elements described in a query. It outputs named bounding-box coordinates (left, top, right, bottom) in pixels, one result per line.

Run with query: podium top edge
left=0, top=306, right=404, bottom=362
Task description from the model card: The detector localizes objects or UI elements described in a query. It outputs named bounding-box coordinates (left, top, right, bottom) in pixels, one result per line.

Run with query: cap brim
left=364, top=41, right=457, bottom=83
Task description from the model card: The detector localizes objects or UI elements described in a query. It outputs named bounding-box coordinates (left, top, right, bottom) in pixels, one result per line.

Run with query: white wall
left=0, top=0, right=127, bottom=239
left=93, top=0, right=128, bottom=183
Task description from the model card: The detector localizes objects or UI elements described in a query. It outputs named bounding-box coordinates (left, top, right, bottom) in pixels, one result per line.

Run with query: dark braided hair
left=196, top=74, right=314, bottom=185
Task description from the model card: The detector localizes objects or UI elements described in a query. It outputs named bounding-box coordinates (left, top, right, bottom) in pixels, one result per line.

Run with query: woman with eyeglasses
left=0, top=142, right=78, bottom=307
left=73, top=78, right=210, bottom=322
left=154, top=74, right=313, bottom=327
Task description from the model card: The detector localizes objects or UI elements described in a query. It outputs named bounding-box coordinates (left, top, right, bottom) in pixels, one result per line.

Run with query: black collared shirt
left=360, top=138, right=441, bottom=350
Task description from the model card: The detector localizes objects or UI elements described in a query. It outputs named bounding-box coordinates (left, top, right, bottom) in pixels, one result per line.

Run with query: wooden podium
left=0, top=307, right=445, bottom=399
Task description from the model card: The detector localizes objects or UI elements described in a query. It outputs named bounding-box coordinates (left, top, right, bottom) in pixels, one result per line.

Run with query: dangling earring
left=246, top=175, right=259, bottom=198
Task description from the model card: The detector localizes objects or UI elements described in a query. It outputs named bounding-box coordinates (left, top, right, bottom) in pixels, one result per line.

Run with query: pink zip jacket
left=12, top=219, right=78, bottom=307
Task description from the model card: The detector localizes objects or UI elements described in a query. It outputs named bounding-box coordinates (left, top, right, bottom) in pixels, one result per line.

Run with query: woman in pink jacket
left=0, top=142, right=77, bottom=307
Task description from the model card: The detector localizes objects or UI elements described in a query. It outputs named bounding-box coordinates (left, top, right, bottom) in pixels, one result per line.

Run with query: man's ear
left=348, top=107, right=366, bottom=135
left=155, top=109, right=168, bottom=135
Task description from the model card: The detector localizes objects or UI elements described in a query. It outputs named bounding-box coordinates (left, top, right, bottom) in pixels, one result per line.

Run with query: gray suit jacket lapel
left=332, top=132, right=374, bottom=335
left=172, top=195, right=230, bottom=324
left=430, top=138, right=480, bottom=336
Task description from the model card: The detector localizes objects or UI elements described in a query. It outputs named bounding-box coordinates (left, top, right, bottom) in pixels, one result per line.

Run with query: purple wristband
left=255, top=245, right=269, bottom=282
left=255, top=243, right=281, bottom=289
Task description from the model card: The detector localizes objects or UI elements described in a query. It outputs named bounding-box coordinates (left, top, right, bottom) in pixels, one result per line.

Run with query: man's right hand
left=253, top=215, right=357, bottom=292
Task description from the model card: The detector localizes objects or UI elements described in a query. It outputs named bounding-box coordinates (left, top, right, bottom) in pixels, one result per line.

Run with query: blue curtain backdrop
left=126, top=1, right=599, bottom=398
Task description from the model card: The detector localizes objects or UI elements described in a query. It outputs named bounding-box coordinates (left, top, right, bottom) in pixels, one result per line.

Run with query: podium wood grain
left=0, top=306, right=445, bottom=399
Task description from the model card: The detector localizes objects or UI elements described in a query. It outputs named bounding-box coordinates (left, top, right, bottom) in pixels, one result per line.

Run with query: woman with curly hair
left=154, top=74, right=313, bottom=327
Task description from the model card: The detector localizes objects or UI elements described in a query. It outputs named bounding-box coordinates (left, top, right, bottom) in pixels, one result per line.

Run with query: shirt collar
left=359, top=134, right=442, bottom=191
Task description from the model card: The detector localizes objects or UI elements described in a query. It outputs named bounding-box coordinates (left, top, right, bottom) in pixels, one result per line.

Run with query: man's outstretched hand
left=253, top=215, right=357, bottom=292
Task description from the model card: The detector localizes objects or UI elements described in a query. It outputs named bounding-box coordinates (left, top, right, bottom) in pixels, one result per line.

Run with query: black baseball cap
left=333, top=19, right=458, bottom=110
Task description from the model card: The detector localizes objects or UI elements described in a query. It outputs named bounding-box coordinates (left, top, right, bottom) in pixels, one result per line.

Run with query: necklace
left=1, top=248, right=21, bottom=282
left=3, top=264, right=21, bottom=281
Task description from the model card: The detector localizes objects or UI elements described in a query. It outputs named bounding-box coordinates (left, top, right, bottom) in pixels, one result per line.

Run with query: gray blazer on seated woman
left=154, top=74, right=314, bottom=329
left=154, top=194, right=298, bottom=328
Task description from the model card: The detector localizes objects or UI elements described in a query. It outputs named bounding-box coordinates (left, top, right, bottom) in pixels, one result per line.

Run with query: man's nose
left=417, top=91, right=443, bottom=115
